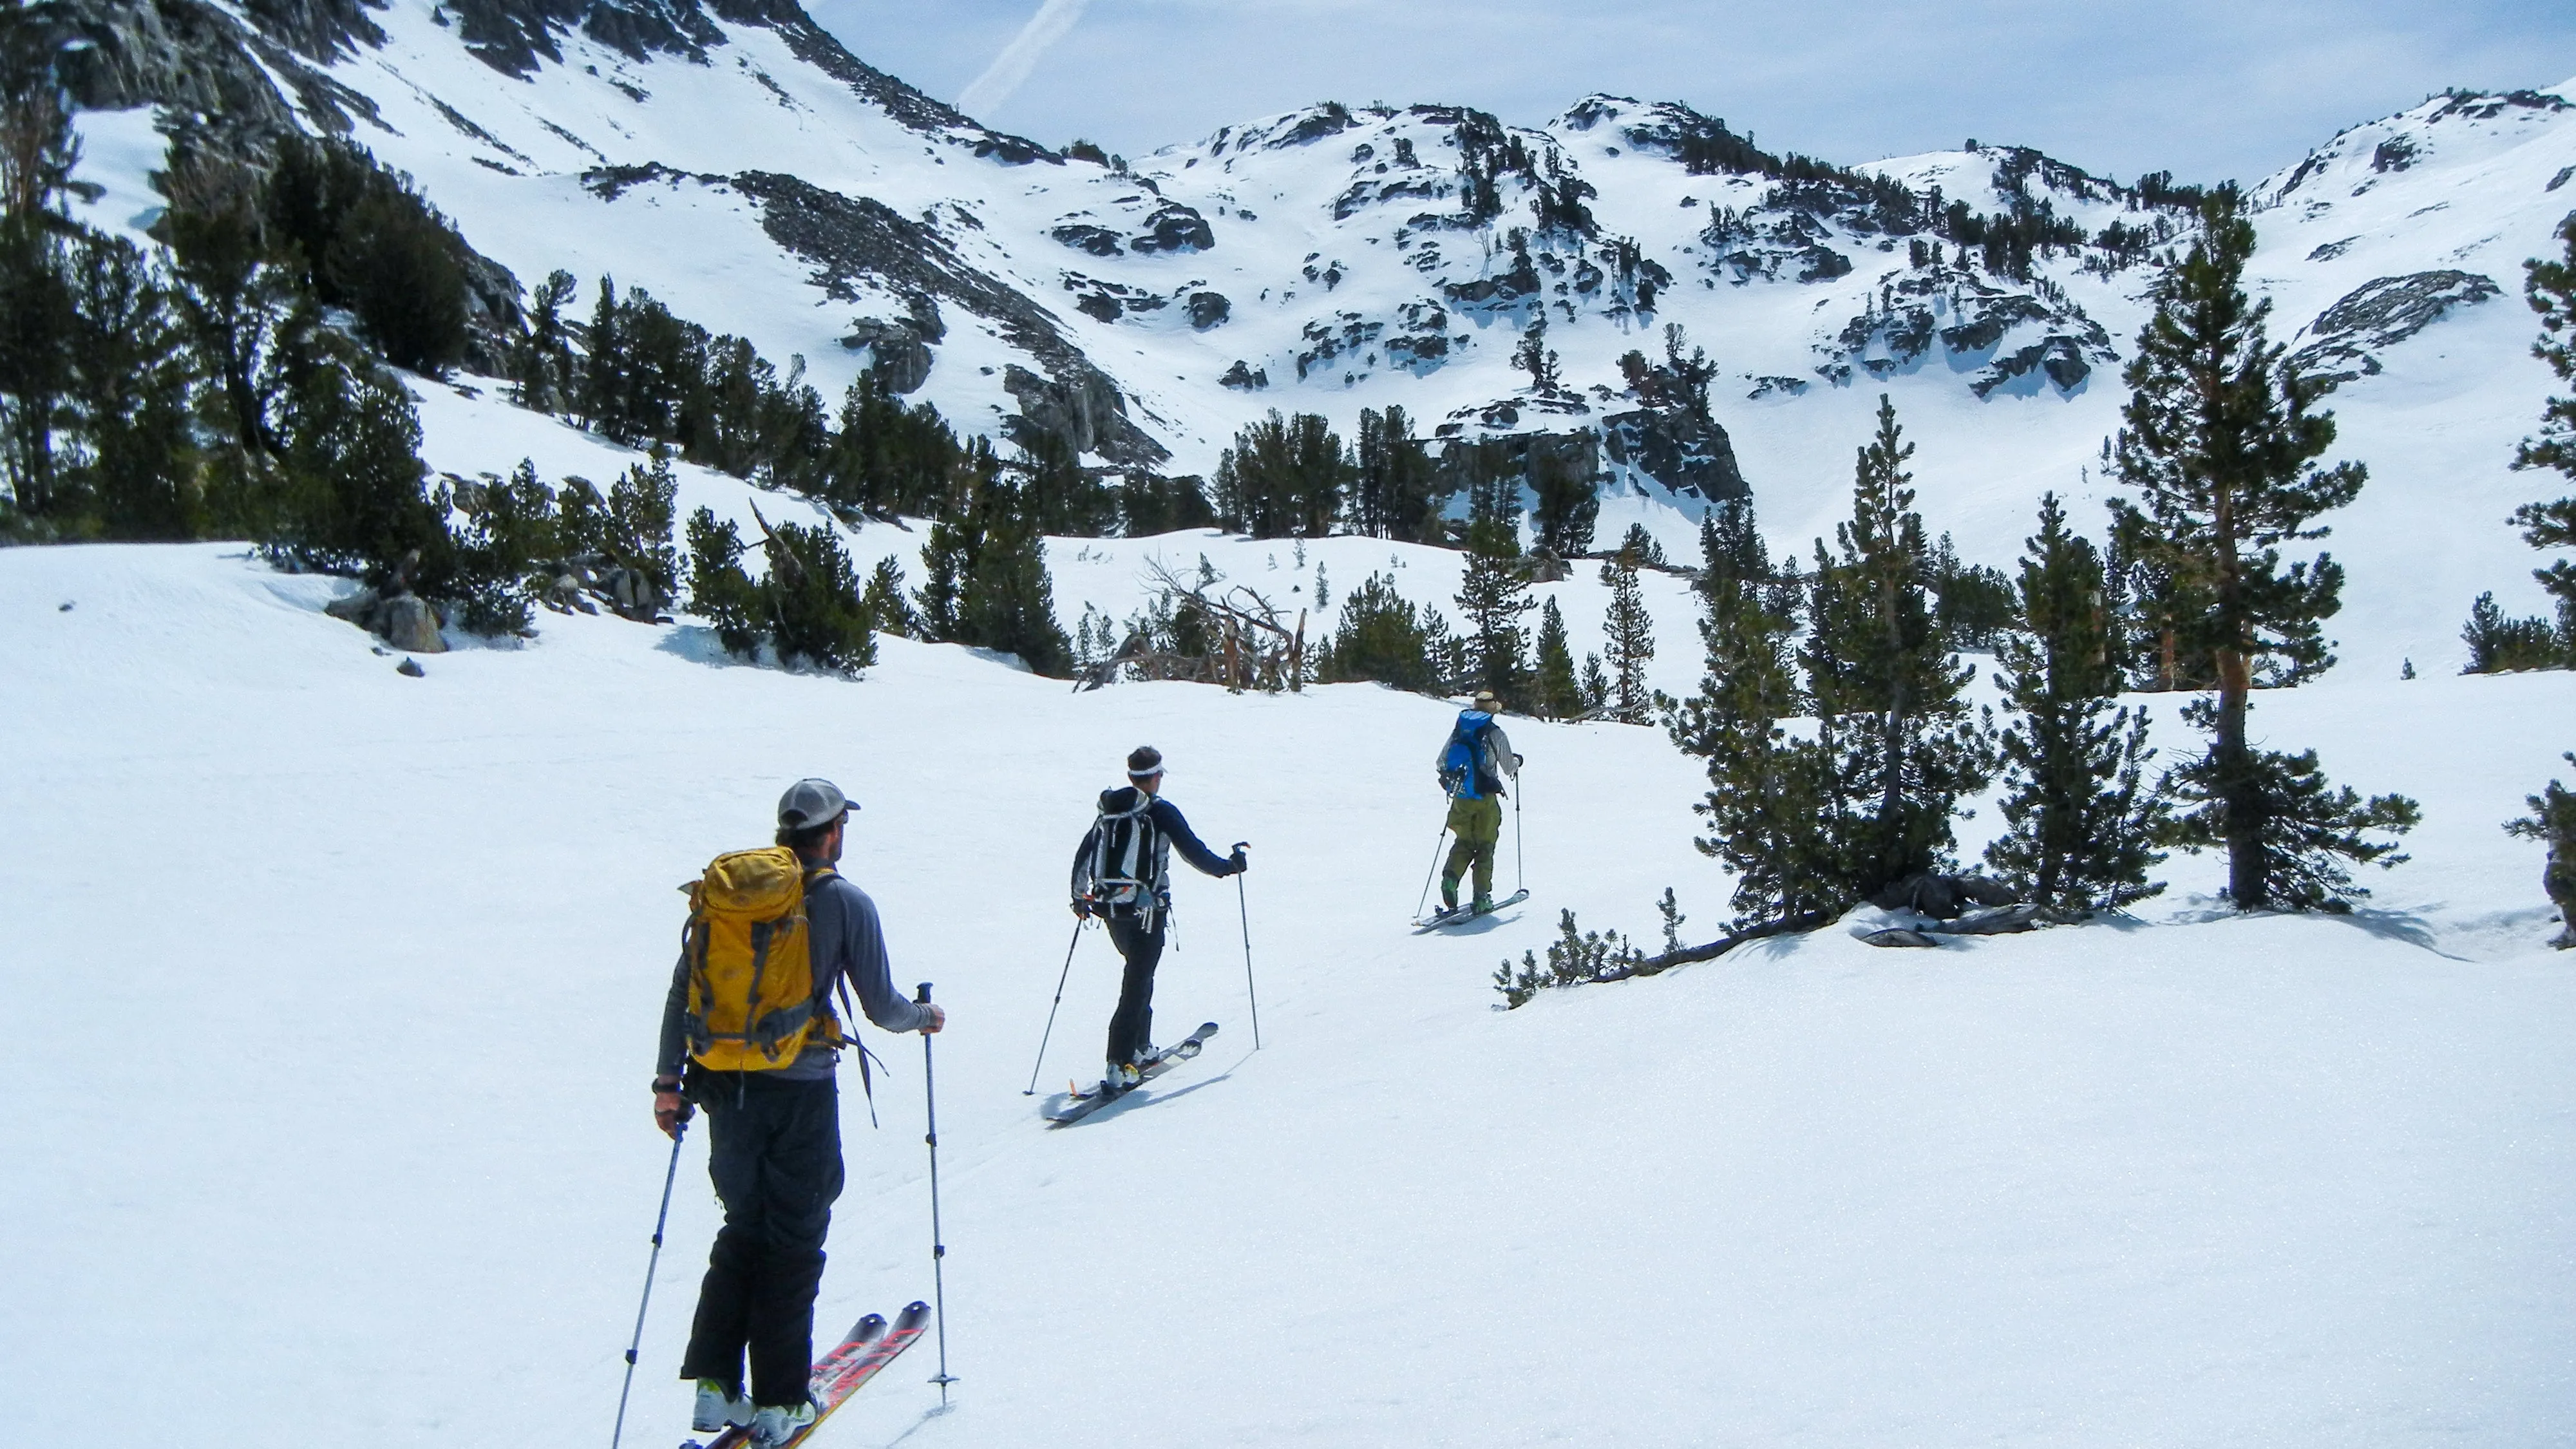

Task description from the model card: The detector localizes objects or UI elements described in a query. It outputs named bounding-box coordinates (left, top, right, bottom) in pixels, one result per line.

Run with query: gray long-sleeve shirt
left=657, top=870, right=929, bottom=1081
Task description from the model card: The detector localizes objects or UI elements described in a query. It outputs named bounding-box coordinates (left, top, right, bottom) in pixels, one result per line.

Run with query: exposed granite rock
left=1049, top=222, right=1124, bottom=258
left=1600, top=406, right=1748, bottom=501
left=1220, top=360, right=1269, bottom=390
left=1130, top=202, right=1214, bottom=254
left=1186, top=291, right=1230, bottom=329
left=2289, top=270, right=2501, bottom=391
left=724, top=169, right=1168, bottom=465
left=840, top=317, right=934, bottom=393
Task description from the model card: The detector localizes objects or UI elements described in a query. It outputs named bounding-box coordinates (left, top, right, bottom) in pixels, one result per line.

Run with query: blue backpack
left=1441, top=712, right=1495, bottom=800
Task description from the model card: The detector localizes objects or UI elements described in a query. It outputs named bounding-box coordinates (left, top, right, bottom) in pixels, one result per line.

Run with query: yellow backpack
left=680, top=846, right=848, bottom=1071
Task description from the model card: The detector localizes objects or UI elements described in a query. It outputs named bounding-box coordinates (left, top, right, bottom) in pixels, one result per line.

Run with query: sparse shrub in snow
left=1984, top=492, right=2170, bottom=913
left=2109, top=191, right=2414, bottom=911
left=1494, top=909, right=1645, bottom=1009
left=2505, top=754, right=2576, bottom=949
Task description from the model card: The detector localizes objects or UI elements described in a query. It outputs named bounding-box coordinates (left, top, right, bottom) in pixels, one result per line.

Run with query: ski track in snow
left=3, top=542, right=2573, bottom=1448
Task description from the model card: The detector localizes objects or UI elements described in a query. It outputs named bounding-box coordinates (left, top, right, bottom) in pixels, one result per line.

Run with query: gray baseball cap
left=777, top=777, right=857, bottom=830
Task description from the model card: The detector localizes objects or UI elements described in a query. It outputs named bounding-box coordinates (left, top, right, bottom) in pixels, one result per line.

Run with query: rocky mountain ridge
left=41, top=0, right=2576, bottom=536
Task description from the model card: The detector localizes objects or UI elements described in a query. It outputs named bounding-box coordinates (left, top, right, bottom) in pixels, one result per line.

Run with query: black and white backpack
left=1080, top=791, right=1168, bottom=910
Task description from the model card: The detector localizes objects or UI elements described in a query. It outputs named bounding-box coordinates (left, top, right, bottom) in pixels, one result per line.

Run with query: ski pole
left=1413, top=822, right=1450, bottom=920
left=1513, top=766, right=1526, bottom=895
left=1233, top=844, right=1261, bottom=1050
left=916, top=983, right=957, bottom=1405
left=610, top=1117, right=687, bottom=1449
left=1023, top=918, right=1084, bottom=1095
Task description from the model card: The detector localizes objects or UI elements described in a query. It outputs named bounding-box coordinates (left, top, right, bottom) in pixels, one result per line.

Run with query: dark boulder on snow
left=381, top=595, right=448, bottom=654
left=1188, top=290, right=1231, bottom=329
left=1130, top=204, right=1215, bottom=254
left=1868, top=872, right=2018, bottom=920
left=842, top=317, right=934, bottom=393
left=396, top=657, right=427, bottom=677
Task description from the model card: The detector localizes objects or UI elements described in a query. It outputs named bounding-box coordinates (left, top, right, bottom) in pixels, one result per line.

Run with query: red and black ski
left=685, top=1300, right=931, bottom=1448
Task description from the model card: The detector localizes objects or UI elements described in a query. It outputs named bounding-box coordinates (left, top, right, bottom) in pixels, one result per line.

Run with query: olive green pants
left=1441, top=793, right=1504, bottom=904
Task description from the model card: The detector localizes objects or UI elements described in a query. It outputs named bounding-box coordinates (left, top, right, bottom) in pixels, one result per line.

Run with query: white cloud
left=958, top=0, right=1094, bottom=120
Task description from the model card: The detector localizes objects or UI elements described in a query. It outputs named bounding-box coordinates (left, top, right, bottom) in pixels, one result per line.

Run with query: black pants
left=1103, top=909, right=1167, bottom=1067
left=679, top=1072, right=844, bottom=1407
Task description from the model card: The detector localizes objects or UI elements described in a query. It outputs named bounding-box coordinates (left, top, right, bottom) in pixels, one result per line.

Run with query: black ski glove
left=1227, top=843, right=1249, bottom=875
left=652, top=1075, right=693, bottom=1137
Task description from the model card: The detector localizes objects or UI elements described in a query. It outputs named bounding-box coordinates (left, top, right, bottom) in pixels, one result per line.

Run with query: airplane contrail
left=957, top=0, right=1093, bottom=120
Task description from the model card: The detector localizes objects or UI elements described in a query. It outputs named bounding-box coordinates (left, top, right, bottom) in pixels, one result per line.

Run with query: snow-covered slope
left=5, top=540, right=2572, bottom=1448
left=50, top=3, right=2576, bottom=674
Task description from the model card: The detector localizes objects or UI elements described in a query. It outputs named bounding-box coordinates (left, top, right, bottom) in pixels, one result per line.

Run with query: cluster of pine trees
left=2462, top=214, right=2576, bottom=676
left=1557, top=189, right=2423, bottom=993
left=2489, top=213, right=2576, bottom=945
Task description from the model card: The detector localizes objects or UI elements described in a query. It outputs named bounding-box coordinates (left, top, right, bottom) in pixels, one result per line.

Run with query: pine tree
left=1454, top=513, right=1534, bottom=706
left=2505, top=753, right=2576, bottom=949
left=1528, top=442, right=1598, bottom=558
left=1351, top=405, right=1441, bottom=541
left=1533, top=596, right=1582, bottom=718
left=1598, top=554, right=1656, bottom=723
left=2510, top=212, right=2576, bottom=654
left=1213, top=410, right=1347, bottom=538
left=513, top=269, right=578, bottom=413
left=860, top=554, right=917, bottom=638
left=1984, top=493, right=2170, bottom=911
left=2108, top=191, right=2414, bottom=910
left=1514, top=311, right=1561, bottom=393
left=1667, top=499, right=1838, bottom=926
left=1801, top=394, right=1991, bottom=897
left=1318, top=571, right=1442, bottom=692
left=61, top=232, right=200, bottom=538
left=687, top=506, right=762, bottom=657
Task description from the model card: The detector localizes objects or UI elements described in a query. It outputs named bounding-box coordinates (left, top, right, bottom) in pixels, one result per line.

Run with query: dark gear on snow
left=1070, top=776, right=1242, bottom=1073
left=678, top=1072, right=845, bottom=1410
left=1102, top=912, right=1168, bottom=1068
left=1435, top=708, right=1519, bottom=908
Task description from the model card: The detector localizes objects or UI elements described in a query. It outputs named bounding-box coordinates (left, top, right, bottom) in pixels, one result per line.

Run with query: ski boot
left=750, top=1400, right=816, bottom=1448
left=693, top=1379, right=752, bottom=1433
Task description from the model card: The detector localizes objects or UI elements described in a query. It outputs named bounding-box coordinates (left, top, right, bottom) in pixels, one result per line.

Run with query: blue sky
left=810, top=0, right=2576, bottom=185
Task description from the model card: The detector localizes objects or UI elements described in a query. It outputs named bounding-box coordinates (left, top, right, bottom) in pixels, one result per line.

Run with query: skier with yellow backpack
left=650, top=779, right=945, bottom=1447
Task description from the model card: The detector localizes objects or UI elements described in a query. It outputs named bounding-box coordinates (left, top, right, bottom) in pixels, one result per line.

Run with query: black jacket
left=1070, top=786, right=1239, bottom=910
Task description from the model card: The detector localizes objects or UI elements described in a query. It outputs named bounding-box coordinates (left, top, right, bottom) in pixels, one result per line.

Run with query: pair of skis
left=684, top=1301, right=930, bottom=1449
left=1045, top=1020, right=1219, bottom=1128
left=1412, top=887, right=1530, bottom=932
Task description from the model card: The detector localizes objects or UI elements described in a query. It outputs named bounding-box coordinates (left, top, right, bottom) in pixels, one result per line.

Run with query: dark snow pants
left=1103, top=909, right=1168, bottom=1068
left=679, top=1072, right=844, bottom=1408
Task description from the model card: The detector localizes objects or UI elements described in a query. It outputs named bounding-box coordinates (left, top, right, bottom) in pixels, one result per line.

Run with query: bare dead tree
left=1074, top=558, right=1307, bottom=693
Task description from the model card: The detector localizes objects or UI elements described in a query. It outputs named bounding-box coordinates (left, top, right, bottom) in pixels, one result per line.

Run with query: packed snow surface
left=4, top=542, right=2571, bottom=1448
